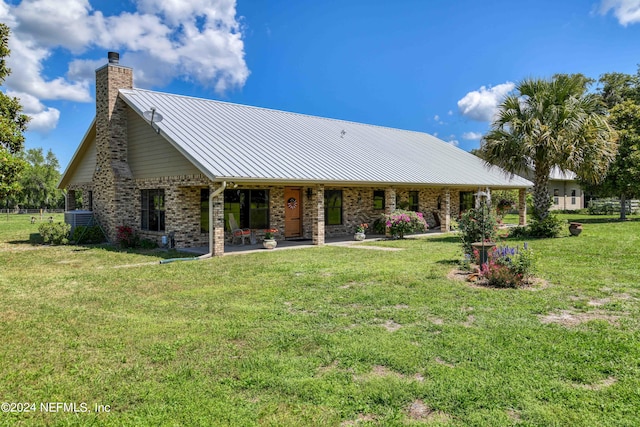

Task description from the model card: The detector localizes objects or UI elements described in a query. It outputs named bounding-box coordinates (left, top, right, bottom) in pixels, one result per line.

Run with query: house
left=548, top=167, right=584, bottom=210
left=58, top=52, right=532, bottom=256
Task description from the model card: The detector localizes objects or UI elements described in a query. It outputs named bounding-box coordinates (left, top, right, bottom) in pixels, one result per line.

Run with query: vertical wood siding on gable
left=127, top=109, right=202, bottom=179
left=68, top=133, right=97, bottom=185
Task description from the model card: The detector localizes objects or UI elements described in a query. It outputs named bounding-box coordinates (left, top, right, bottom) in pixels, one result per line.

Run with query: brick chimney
left=93, top=52, right=135, bottom=242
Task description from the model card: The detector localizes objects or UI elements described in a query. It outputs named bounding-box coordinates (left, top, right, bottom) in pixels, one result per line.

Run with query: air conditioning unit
left=64, top=210, right=95, bottom=234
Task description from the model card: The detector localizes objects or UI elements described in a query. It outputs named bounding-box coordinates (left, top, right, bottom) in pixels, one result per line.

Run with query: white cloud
left=447, top=134, right=459, bottom=146
left=457, top=82, right=515, bottom=122
left=462, top=131, right=483, bottom=140
left=1, top=0, right=249, bottom=135
left=447, top=110, right=453, bottom=116
left=7, top=90, right=60, bottom=133
left=600, top=0, right=640, bottom=26
left=434, top=114, right=440, bottom=121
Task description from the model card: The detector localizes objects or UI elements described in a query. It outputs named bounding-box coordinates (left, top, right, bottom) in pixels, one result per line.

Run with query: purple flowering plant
left=478, top=243, right=535, bottom=288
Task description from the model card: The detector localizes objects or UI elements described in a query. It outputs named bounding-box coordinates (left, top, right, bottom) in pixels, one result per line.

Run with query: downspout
left=159, top=181, right=226, bottom=264
left=198, top=181, right=227, bottom=260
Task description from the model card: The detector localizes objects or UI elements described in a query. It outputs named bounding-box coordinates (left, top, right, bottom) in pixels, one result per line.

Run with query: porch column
left=443, top=188, right=451, bottom=232
left=210, top=186, right=225, bottom=256
left=518, top=188, right=527, bottom=226
left=66, top=190, right=76, bottom=211
left=385, top=188, right=396, bottom=237
left=312, top=185, right=325, bottom=246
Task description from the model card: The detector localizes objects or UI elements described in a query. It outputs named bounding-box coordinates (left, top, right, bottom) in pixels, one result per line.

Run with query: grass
left=1, top=213, right=639, bottom=426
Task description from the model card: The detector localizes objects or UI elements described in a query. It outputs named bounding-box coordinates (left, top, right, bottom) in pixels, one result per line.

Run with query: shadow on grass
left=436, top=259, right=460, bottom=265
left=6, top=237, right=195, bottom=260
left=564, top=217, right=640, bottom=225
left=423, top=235, right=460, bottom=244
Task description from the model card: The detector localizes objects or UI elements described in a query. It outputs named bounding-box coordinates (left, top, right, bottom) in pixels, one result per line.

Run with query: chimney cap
left=107, top=52, right=120, bottom=64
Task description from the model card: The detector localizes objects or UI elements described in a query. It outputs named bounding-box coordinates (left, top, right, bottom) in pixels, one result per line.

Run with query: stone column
left=443, top=188, right=451, bottom=232
left=384, top=188, right=396, bottom=237
left=66, top=190, right=76, bottom=211
left=518, top=188, right=527, bottom=226
left=312, top=185, right=325, bottom=246
left=210, top=188, right=225, bottom=256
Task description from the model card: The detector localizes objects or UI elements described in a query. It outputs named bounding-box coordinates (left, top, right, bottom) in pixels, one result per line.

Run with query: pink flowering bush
left=116, top=225, right=137, bottom=248
left=384, top=210, right=428, bottom=239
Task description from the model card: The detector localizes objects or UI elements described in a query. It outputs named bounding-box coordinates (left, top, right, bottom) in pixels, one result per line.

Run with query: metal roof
left=549, top=166, right=577, bottom=181
left=119, top=88, right=532, bottom=188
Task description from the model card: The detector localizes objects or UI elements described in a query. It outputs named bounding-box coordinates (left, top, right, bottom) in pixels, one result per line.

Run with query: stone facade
left=92, top=61, right=135, bottom=242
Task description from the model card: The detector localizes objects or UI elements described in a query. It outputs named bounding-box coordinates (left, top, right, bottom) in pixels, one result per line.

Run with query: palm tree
left=481, top=74, right=618, bottom=220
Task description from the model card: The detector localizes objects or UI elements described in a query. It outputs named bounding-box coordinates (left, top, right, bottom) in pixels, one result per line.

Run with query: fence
left=587, top=198, right=640, bottom=215
left=0, top=209, right=65, bottom=215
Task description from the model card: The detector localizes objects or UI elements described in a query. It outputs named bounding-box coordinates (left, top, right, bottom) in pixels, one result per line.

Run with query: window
left=460, top=191, right=474, bottom=213
left=141, top=189, right=165, bottom=231
left=408, top=191, right=419, bottom=211
left=325, top=190, right=343, bottom=225
left=373, top=190, right=385, bottom=210
left=201, top=189, right=209, bottom=233
left=571, top=189, right=576, bottom=205
left=223, top=189, right=270, bottom=230
left=87, top=191, right=93, bottom=211
left=554, top=189, right=560, bottom=205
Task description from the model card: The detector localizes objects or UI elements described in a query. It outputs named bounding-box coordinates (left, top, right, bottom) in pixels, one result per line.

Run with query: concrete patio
left=178, top=229, right=448, bottom=256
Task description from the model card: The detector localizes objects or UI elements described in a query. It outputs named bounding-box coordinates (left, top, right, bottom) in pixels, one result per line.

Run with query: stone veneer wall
left=92, top=63, right=135, bottom=242
left=112, top=180, right=494, bottom=249
left=134, top=175, right=211, bottom=248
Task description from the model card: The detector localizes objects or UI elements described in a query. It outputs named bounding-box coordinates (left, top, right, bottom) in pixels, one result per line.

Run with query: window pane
left=373, top=190, right=385, bottom=210
left=250, top=190, right=269, bottom=229
left=201, top=189, right=209, bottom=233
left=325, top=190, right=342, bottom=225
left=409, top=191, right=419, bottom=211
left=460, top=192, right=474, bottom=212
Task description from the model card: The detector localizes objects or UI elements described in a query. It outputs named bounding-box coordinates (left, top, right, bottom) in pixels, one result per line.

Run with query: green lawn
left=1, top=213, right=639, bottom=426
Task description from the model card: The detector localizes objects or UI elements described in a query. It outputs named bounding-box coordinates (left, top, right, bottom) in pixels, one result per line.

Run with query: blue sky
left=2, top=0, right=640, bottom=169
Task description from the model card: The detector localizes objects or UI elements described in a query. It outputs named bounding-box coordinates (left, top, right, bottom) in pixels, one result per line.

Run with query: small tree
left=458, top=205, right=498, bottom=256
left=0, top=24, right=29, bottom=205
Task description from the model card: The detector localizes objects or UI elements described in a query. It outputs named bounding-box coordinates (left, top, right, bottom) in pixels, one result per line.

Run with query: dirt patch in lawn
left=573, top=376, right=618, bottom=391
left=539, top=310, right=623, bottom=327
left=340, top=413, right=379, bottom=426
left=406, top=400, right=451, bottom=423
left=382, top=320, right=402, bottom=332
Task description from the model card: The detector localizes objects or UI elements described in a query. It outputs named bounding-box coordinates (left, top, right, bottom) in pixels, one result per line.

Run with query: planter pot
left=471, top=242, right=497, bottom=265
left=569, top=222, right=583, bottom=236
left=354, top=232, right=366, bottom=241
left=262, top=238, right=277, bottom=249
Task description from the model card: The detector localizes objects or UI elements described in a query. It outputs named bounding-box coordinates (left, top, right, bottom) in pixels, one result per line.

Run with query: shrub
left=384, top=210, right=428, bottom=238
left=72, top=225, right=105, bottom=244
left=116, top=225, right=139, bottom=248
left=38, top=222, right=71, bottom=245
left=458, top=206, right=498, bottom=255
left=479, top=243, right=535, bottom=288
left=527, top=214, right=564, bottom=238
left=139, top=238, right=158, bottom=250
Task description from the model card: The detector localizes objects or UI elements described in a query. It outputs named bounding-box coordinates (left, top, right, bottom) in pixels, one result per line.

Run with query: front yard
left=0, top=214, right=639, bottom=426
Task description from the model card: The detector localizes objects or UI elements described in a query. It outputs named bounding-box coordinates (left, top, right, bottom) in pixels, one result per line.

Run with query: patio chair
left=228, top=213, right=251, bottom=245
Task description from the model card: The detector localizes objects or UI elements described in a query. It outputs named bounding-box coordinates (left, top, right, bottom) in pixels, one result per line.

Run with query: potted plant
left=263, top=229, right=278, bottom=249
left=354, top=223, right=368, bottom=241
left=568, top=222, right=583, bottom=236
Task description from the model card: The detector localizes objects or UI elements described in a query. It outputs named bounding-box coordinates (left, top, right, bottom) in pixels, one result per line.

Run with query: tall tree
left=583, top=72, right=640, bottom=219
left=0, top=23, right=29, bottom=204
left=18, top=148, right=64, bottom=209
left=480, top=74, right=618, bottom=220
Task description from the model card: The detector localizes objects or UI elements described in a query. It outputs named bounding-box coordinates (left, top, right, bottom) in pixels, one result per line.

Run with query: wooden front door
left=284, top=187, right=302, bottom=238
